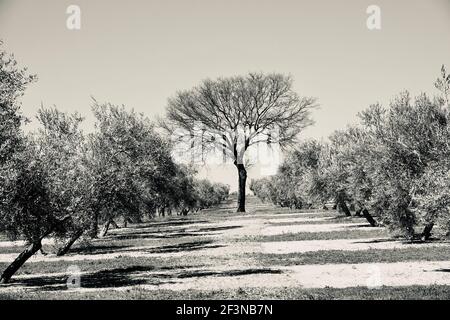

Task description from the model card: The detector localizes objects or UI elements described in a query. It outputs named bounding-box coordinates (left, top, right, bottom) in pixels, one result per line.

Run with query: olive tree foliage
left=86, top=102, right=227, bottom=233
left=33, top=108, right=94, bottom=251
left=249, top=177, right=274, bottom=204
left=253, top=66, right=450, bottom=239
left=193, top=180, right=230, bottom=211
left=358, top=91, right=449, bottom=236
left=0, top=106, right=89, bottom=283
left=87, top=102, right=179, bottom=235
left=162, top=73, right=316, bottom=212
left=0, top=42, right=36, bottom=165
left=251, top=140, right=326, bottom=209
left=435, top=65, right=450, bottom=107
left=0, top=44, right=39, bottom=283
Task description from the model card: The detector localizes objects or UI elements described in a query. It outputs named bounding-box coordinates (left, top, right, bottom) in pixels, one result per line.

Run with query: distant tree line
left=0, top=44, right=229, bottom=283
left=251, top=65, right=450, bottom=240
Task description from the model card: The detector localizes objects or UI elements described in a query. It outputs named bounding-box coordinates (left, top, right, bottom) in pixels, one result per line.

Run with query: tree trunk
left=338, top=200, right=351, bottom=216
left=236, top=164, right=247, bottom=212
left=355, top=208, right=362, bottom=217
left=57, top=230, right=84, bottom=256
left=0, top=215, right=70, bottom=283
left=100, top=220, right=111, bottom=238
left=421, top=222, right=434, bottom=241
left=0, top=241, right=42, bottom=283
left=362, top=208, right=378, bottom=227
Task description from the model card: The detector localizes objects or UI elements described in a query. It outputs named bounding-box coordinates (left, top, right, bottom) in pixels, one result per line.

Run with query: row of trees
left=0, top=45, right=229, bottom=283
left=252, top=65, right=450, bottom=240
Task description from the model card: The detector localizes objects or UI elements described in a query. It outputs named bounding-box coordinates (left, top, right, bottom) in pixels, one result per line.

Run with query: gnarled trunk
left=0, top=241, right=42, bottom=284
left=0, top=215, right=70, bottom=283
left=338, top=200, right=351, bottom=217
left=236, top=163, right=247, bottom=212
left=421, top=222, right=434, bottom=241
left=362, top=208, right=378, bottom=227
left=57, top=229, right=84, bottom=256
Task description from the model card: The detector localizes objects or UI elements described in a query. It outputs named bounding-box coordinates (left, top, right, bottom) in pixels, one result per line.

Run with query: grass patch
left=0, top=253, right=245, bottom=277
left=255, top=245, right=450, bottom=266
left=239, top=229, right=390, bottom=242
left=267, top=218, right=369, bottom=226
left=2, top=285, right=450, bottom=300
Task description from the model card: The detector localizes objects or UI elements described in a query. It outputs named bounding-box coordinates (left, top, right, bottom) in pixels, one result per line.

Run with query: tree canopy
left=163, top=72, right=316, bottom=211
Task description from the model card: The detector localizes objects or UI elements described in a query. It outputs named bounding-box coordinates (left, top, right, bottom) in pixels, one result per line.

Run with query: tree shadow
left=352, top=239, right=397, bottom=244
left=329, top=215, right=360, bottom=220
left=8, top=265, right=180, bottom=291
left=108, top=224, right=240, bottom=241
left=353, top=237, right=447, bottom=245
left=345, top=224, right=376, bottom=229
left=68, top=244, right=134, bottom=255
left=146, top=240, right=224, bottom=254
left=176, top=268, right=283, bottom=279
left=69, top=239, right=224, bottom=256
left=108, top=230, right=208, bottom=241
left=7, top=266, right=282, bottom=292
left=131, top=220, right=210, bottom=229
left=195, top=225, right=242, bottom=233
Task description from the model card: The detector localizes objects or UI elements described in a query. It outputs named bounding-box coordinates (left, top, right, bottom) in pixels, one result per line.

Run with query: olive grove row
left=0, top=45, right=229, bottom=283
left=251, top=65, right=450, bottom=240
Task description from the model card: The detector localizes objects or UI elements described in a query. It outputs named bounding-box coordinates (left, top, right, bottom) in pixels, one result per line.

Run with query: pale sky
left=1, top=0, right=449, bottom=190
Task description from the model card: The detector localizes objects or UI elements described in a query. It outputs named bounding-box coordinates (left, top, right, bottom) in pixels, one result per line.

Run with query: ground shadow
left=8, top=265, right=180, bottom=291
left=6, top=265, right=279, bottom=291
left=433, top=269, right=450, bottom=273
left=176, top=268, right=283, bottom=279
left=131, top=219, right=210, bottom=229
left=108, top=229, right=209, bottom=241
left=70, top=239, right=223, bottom=256
left=345, top=224, right=376, bottom=229
left=68, top=244, right=133, bottom=255
left=146, top=240, right=224, bottom=254
left=352, top=239, right=397, bottom=244
left=354, top=237, right=447, bottom=245
left=195, top=225, right=242, bottom=233
left=108, top=224, right=239, bottom=241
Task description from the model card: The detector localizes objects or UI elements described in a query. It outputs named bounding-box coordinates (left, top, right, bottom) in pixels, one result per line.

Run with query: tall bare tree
left=162, top=73, right=316, bottom=212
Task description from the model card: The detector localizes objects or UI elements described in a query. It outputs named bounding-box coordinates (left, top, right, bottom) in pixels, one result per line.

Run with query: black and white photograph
left=0, top=0, right=450, bottom=305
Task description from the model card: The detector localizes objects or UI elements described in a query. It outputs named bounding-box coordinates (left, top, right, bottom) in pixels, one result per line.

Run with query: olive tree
left=88, top=102, right=178, bottom=236
left=0, top=107, right=88, bottom=283
left=358, top=92, right=448, bottom=237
